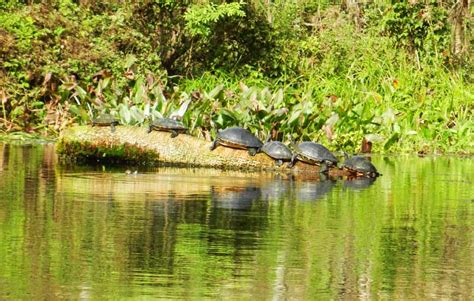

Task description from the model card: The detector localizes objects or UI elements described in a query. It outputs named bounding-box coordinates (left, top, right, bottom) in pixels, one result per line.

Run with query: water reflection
left=343, top=177, right=377, bottom=191
left=261, top=176, right=291, bottom=201
left=292, top=177, right=336, bottom=202
left=0, top=144, right=473, bottom=300
left=211, top=186, right=261, bottom=210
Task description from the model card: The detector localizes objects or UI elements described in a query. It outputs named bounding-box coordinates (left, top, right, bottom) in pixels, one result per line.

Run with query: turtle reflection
left=343, top=177, right=377, bottom=191
left=211, top=186, right=261, bottom=210
left=293, top=176, right=336, bottom=202
left=261, top=176, right=291, bottom=201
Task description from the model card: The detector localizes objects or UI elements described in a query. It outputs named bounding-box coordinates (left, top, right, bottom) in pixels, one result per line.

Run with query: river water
left=0, top=143, right=472, bottom=299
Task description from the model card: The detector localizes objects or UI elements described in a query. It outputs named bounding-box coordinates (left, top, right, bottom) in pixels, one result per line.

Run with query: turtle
left=147, top=117, right=187, bottom=138
left=288, top=141, right=338, bottom=173
left=91, top=114, right=120, bottom=133
left=209, top=127, right=263, bottom=156
left=261, top=139, right=293, bottom=166
left=342, top=154, right=380, bottom=178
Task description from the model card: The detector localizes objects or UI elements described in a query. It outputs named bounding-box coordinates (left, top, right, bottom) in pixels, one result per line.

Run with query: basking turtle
left=209, top=127, right=263, bottom=156
left=342, top=154, right=380, bottom=178
left=91, top=114, right=120, bottom=133
left=147, top=117, right=187, bottom=138
left=261, top=139, right=293, bottom=166
left=288, top=141, right=338, bottom=173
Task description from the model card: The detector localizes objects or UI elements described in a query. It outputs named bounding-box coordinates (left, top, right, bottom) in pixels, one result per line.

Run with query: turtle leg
left=319, top=162, right=329, bottom=174
left=288, top=154, right=297, bottom=168
left=248, top=148, right=257, bottom=156
left=111, top=123, right=116, bottom=133
left=170, top=130, right=178, bottom=138
left=209, top=140, right=219, bottom=151
left=147, top=125, right=152, bottom=133
left=275, top=159, right=283, bottom=167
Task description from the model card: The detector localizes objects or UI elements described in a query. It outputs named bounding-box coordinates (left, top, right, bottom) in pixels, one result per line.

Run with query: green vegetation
left=0, top=1, right=473, bottom=154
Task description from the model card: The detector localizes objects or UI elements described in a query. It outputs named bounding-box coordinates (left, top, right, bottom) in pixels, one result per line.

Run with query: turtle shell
left=92, top=114, right=119, bottom=126
left=150, top=118, right=187, bottom=132
left=262, top=141, right=292, bottom=160
left=342, top=156, right=379, bottom=177
left=217, top=127, right=263, bottom=149
left=295, top=142, right=338, bottom=166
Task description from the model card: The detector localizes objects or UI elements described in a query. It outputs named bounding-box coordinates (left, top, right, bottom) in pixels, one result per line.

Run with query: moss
left=56, top=138, right=160, bottom=166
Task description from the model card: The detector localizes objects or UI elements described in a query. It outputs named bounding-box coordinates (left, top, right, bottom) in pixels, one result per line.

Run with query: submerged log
left=56, top=125, right=351, bottom=176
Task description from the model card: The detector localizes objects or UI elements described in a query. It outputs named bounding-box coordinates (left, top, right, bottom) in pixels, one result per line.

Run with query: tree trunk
left=56, top=125, right=352, bottom=177
left=452, top=0, right=470, bottom=56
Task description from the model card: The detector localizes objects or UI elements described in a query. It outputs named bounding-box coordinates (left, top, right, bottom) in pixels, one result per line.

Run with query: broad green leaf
left=208, top=84, right=224, bottom=99
left=288, top=109, right=302, bottom=124
left=130, top=106, right=144, bottom=123
left=124, top=54, right=137, bottom=69
left=274, top=89, right=284, bottom=106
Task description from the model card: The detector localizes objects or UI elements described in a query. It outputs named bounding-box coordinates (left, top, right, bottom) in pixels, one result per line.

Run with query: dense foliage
left=0, top=0, right=473, bottom=154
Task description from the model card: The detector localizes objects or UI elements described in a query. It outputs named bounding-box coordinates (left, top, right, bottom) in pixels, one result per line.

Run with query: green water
left=0, top=144, right=472, bottom=300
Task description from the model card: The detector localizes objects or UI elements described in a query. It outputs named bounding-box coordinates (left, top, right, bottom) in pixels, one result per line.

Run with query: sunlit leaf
left=170, top=96, right=192, bottom=119
left=119, top=104, right=131, bottom=124
left=75, top=86, right=87, bottom=99
left=130, top=106, right=145, bottom=123
left=382, top=108, right=396, bottom=125
left=274, top=89, right=284, bottom=106
left=124, top=54, right=137, bottom=69
left=144, top=103, right=150, bottom=117
left=325, top=113, right=339, bottom=127
left=288, top=109, right=302, bottom=124
left=239, top=81, right=249, bottom=92
left=208, top=84, right=223, bottom=99
left=365, top=134, right=384, bottom=142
